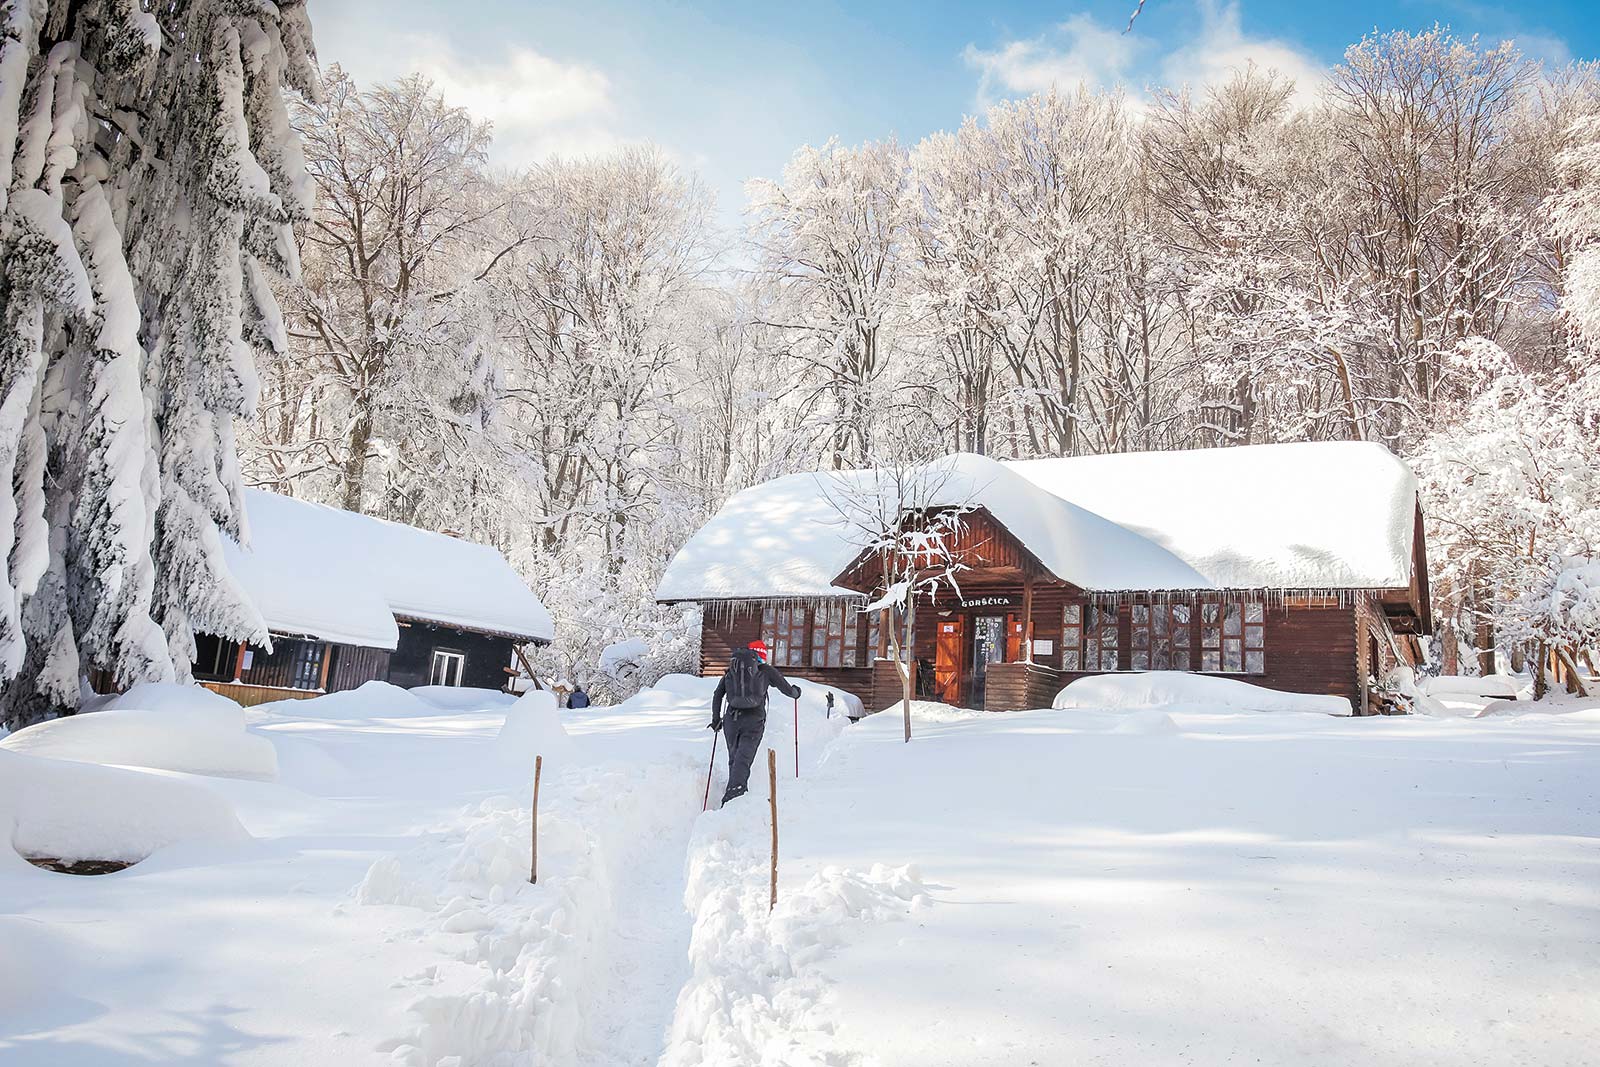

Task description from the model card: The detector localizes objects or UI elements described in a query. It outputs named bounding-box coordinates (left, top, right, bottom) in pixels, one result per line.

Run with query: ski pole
left=793, top=695, right=800, bottom=778
left=702, top=729, right=719, bottom=812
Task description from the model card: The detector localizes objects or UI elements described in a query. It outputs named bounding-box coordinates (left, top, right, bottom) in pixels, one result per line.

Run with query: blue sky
left=313, top=0, right=1599, bottom=232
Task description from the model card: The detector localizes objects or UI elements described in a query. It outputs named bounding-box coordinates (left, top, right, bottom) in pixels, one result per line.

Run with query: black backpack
left=724, top=649, right=767, bottom=710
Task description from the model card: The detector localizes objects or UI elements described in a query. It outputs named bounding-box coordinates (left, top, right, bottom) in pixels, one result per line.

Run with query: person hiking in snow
left=709, top=640, right=800, bottom=804
left=567, top=685, right=590, bottom=709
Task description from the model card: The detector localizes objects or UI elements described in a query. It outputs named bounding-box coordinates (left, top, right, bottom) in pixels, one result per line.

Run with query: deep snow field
left=1, top=675, right=1597, bottom=1066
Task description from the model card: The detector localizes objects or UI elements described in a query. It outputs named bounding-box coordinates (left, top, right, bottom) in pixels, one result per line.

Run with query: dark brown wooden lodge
left=660, top=445, right=1434, bottom=717
left=179, top=489, right=553, bottom=707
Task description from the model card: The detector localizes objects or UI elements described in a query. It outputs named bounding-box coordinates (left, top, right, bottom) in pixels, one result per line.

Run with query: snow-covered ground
left=2, top=676, right=1597, bottom=1065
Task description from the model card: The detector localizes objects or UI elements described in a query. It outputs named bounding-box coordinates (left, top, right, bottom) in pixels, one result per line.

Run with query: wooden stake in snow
left=767, top=747, right=778, bottom=912
left=529, top=754, right=543, bottom=884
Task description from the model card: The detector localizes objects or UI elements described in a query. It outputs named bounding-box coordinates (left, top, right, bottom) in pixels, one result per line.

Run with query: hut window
left=1133, top=603, right=1193, bottom=670
left=1061, top=604, right=1082, bottom=670
left=1084, top=605, right=1119, bottom=671
left=1131, top=605, right=1150, bottom=670
left=825, top=604, right=851, bottom=662
left=762, top=605, right=811, bottom=667
left=289, top=640, right=326, bottom=690
left=1244, top=603, right=1266, bottom=673
left=844, top=606, right=861, bottom=668
left=1199, top=602, right=1265, bottom=674
left=429, top=648, right=465, bottom=686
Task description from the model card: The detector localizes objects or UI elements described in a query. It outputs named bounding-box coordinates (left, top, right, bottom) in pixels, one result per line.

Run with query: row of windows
left=761, top=604, right=880, bottom=668
left=760, top=599, right=1268, bottom=675
left=1061, top=601, right=1266, bottom=674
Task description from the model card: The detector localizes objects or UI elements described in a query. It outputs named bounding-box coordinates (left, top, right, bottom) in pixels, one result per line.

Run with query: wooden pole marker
left=529, top=754, right=543, bottom=884
left=767, top=747, right=778, bottom=912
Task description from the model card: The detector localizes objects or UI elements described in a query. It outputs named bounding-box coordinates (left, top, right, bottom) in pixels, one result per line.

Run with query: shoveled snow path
left=581, top=794, right=696, bottom=1066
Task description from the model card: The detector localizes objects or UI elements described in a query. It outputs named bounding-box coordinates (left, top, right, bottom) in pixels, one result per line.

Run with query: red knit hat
left=748, top=640, right=769, bottom=660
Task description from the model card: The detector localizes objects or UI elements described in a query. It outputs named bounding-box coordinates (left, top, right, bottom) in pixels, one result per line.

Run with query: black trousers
left=721, top=707, right=767, bottom=804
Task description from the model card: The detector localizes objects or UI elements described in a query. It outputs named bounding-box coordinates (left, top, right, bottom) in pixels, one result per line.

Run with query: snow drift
left=496, top=690, right=574, bottom=762
left=1053, top=671, right=1353, bottom=716
left=0, top=682, right=278, bottom=779
left=0, top=749, right=247, bottom=866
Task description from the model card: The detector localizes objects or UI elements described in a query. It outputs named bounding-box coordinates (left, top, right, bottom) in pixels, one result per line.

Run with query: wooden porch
left=199, top=680, right=321, bottom=707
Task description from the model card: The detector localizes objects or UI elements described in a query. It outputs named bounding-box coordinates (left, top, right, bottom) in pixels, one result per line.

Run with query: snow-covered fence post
left=767, top=748, right=778, bottom=912
left=529, top=755, right=543, bottom=884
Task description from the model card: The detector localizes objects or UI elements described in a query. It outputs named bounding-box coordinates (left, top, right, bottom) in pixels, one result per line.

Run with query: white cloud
left=962, top=1, right=1326, bottom=110
left=963, top=13, right=1146, bottom=105
left=1512, top=31, right=1574, bottom=70
left=322, top=29, right=623, bottom=168
left=1159, top=1, right=1326, bottom=105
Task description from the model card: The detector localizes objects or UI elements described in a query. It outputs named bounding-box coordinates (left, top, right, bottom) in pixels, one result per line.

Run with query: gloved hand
left=791, top=686, right=802, bottom=698
left=707, top=714, right=722, bottom=732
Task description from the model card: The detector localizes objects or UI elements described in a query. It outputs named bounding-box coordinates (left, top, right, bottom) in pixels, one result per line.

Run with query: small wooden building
left=657, top=443, right=1432, bottom=716
left=191, top=490, right=552, bottom=706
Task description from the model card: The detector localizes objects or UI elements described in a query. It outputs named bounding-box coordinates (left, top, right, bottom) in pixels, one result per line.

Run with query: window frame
left=1084, top=604, right=1120, bottom=672
left=1198, top=601, right=1265, bottom=675
left=430, top=648, right=466, bottom=687
left=1061, top=603, right=1083, bottom=671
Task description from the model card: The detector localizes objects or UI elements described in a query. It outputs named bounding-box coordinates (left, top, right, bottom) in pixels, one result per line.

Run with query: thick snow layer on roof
left=225, top=489, right=553, bottom=648
left=656, top=453, right=1209, bottom=601
left=1007, top=441, right=1418, bottom=590
left=657, top=443, right=1419, bottom=600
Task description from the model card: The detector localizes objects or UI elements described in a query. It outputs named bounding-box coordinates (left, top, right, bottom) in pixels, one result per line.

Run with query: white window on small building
left=430, top=648, right=466, bottom=687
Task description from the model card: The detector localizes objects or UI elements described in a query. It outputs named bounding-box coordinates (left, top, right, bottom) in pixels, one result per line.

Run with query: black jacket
left=712, top=659, right=800, bottom=720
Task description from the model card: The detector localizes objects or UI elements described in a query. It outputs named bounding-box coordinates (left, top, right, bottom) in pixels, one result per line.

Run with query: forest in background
left=243, top=28, right=1600, bottom=695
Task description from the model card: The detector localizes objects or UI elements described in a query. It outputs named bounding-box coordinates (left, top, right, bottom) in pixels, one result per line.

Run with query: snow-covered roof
left=224, top=490, right=554, bottom=649
left=655, top=443, right=1420, bottom=601
left=1006, top=442, right=1419, bottom=590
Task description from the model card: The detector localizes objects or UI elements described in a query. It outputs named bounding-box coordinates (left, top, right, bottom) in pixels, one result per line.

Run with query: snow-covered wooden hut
left=189, top=490, right=552, bottom=706
left=656, top=442, right=1432, bottom=715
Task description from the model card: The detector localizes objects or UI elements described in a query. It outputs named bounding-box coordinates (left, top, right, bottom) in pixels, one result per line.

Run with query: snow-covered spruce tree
left=0, top=0, right=317, bottom=729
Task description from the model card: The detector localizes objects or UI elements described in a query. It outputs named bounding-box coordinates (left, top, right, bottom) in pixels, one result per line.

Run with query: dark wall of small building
left=387, top=621, right=514, bottom=690
left=327, top=644, right=392, bottom=693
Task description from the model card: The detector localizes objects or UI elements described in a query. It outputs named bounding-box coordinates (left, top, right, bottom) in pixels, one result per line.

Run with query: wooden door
left=935, top=617, right=964, bottom=704
left=1005, top=614, right=1024, bottom=661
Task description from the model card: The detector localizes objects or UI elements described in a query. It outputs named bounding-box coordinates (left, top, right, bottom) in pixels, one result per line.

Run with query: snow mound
left=409, top=685, right=517, bottom=712
left=255, top=680, right=431, bottom=720
left=0, top=749, right=247, bottom=866
left=1, top=682, right=277, bottom=779
left=872, top=698, right=981, bottom=723
left=1054, top=671, right=1353, bottom=716
left=496, top=690, right=574, bottom=762
left=1110, top=710, right=1181, bottom=735
left=1423, top=674, right=1523, bottom=698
